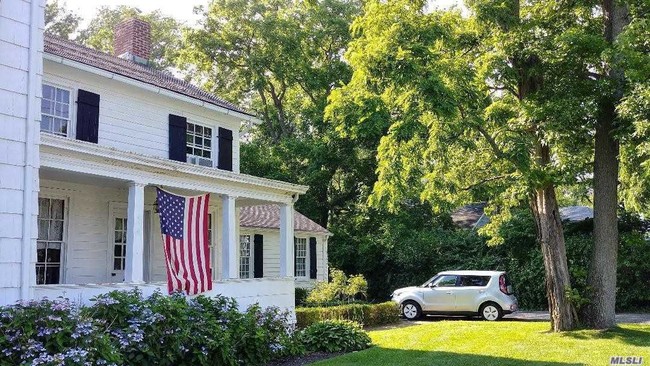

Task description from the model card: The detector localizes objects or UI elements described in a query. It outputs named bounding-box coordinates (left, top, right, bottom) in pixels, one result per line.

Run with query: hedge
left=295, top=301, right=399, bottom=329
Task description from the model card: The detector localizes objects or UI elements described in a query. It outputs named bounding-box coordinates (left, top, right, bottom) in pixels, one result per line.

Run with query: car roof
left=437, top=270, right=505, bottom=276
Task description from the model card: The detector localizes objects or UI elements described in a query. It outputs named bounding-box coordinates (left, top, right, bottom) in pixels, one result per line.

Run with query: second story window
left=41, top=84, right=71, bottom=137
left=186, top=122, right=213, bottom=167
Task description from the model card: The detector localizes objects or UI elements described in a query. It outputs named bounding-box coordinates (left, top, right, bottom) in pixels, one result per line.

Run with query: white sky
left=62, top=0, right=464, bottom=26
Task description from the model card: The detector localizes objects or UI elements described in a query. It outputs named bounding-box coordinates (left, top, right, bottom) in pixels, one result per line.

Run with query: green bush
left=0, top=290, right=303, bottom=366
left=306, top=268, right=368, bottom=306
left=296, top=302, right=399, bottom=329
left=295, top=287, right=309, bottom=307
left=301, top=320, right=371, bottom=353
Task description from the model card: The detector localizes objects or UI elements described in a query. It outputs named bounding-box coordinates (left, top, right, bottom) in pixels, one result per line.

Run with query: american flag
left=156, top=188, right=212, bottom=295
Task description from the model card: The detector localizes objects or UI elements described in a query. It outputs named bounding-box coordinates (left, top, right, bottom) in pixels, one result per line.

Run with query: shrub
left=301, top=320, right=371, bottom=353
left=0, top=290, right=302, bottom=366
left=295, top=287, right=309, bottom=307
left=0, top=298, right=120, bottom=365
left=306, top=268, right=368, bottom=306
left=295, top=302, right=399, bottom=329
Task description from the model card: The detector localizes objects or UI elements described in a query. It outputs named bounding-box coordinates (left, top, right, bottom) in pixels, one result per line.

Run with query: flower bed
left=0, top=290, right=301, bottom=366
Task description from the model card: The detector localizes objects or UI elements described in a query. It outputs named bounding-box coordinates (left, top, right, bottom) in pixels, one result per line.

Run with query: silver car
left=391, top=270, right=518, bottom=321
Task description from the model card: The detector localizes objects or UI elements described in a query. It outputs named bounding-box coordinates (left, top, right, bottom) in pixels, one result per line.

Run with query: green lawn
left=313, top=319, right=650, bottom=366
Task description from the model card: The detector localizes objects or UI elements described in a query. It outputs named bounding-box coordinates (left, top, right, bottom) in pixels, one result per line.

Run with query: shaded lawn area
left=312, top=320, right=650, bottom=366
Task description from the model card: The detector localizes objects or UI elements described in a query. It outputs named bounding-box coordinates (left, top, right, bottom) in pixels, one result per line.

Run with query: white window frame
left=36, top=195, right=69, bottom=285
left=186, top=121, right=214, bottom=167
left=294, top=237, right=308, bottom=278
left=239, top=234, right=253, bottom=279
left=41, top=83, right=73, bottom=138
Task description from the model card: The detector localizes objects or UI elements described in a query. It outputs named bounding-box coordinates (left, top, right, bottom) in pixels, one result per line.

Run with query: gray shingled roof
left=43, top=35, right=254, bottom=117
left=240, top=205, right=330, bottom=234
left=451, top=203, right=594, bottom=229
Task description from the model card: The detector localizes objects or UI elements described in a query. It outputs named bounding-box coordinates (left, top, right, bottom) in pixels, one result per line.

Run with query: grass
left=312, top=319, right=650, bottom=366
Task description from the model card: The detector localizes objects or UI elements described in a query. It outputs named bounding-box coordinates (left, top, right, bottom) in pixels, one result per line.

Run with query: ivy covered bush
left=301, top=320, right=371, bottom=353
left=0, top=290, right=302, bottom=366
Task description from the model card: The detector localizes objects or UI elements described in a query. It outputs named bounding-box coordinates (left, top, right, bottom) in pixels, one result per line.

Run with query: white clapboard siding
left=43, top=60, right=242, bottom=173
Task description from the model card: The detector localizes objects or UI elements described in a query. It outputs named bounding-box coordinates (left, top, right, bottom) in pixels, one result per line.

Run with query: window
left=186, top=122, right=213, bottom=167
left=459, top=276, right=491, bottom=287
left=239, top=235, right=252, bottom=278
left=113, top=218, right=127, bottom=271
left=432, top=275, right=458, bottom=287
left=37, top=198, right=65, bottom=284
left=41, top=84, right=71, bottom=136
left=295, top=238, right=307, bottom=277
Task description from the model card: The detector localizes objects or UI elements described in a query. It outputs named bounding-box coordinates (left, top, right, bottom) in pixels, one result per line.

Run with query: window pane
left=114, top=245, right=122, bottom=257
left=42, top=84, right=54, bottom=100
left=204, top=127, right=212, bottom=136
left=45, top=266, right=60, bottom=284
left=114, top=258, right=122, bottom=270
left=115, top=218, right=123, bottom=231
left=36, top=265, right=45, bottom=285
left=51, top=199, right=64, bottom=219
left=196, top=125, right=203, bottom=134
left=38, top=219, right=48, bottom=240
left=195, top=137, right=203, bottom=146
left=37, top=245, right=46, bottom=263
left=49, top=220, right=64, bottom=241
left=41, top=99, right=52, bottom=114
left=38, top=198, right=49, bottom=218
left=205, top=138, right=211, bottom=148
left=56, top=88, right=69, bottom=102
left=46, top=244, right=61, bottom=263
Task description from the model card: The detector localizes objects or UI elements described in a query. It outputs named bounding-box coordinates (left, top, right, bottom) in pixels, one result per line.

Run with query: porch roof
left=40, top=134, right=309, bottom=201
left=240, top=205, right=330, bottom=235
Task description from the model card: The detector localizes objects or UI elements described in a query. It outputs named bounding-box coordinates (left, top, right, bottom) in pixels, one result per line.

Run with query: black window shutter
left=76, top=89, right=100, bottom=143
left=218, top=127, right=233, bottom=171
left=253, top=234, right=264, bottom=278
left=309, top=237, right=317, bottom=279
left=169, top=114, right=187, bottom=162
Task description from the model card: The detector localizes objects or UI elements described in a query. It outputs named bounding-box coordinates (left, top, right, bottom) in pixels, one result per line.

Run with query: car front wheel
left=480, top=302, right=503, bottom=321
left=401, top=301, right=422, bottom=320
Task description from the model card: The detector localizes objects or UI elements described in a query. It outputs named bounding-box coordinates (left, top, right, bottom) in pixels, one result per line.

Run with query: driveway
left=505, top=311, right=650, bottom=324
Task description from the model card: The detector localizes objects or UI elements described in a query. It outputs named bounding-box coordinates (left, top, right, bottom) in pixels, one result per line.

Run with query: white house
left=0, top=2, right=330, bottom=313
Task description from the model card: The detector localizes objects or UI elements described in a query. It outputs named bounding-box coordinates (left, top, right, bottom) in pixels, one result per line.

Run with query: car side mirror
left=428, top=283, right=436, bottom=288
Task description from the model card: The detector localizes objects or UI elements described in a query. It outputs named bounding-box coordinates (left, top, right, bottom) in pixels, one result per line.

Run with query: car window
left=459, top=275, right=491, bottom=287
left=433, top=275, right=458, bottom=287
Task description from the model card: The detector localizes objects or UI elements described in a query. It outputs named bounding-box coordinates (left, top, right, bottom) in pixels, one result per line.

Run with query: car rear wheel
left=401, top=301, right=422, bottom=320
left=480, top=302, right=502, bottom=321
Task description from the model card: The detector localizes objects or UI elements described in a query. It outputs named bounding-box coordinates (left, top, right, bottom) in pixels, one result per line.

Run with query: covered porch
left=32, top=135, right=308, bottom=310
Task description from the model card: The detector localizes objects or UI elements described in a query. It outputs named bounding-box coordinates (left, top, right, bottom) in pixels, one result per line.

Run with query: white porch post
left=221, top=195, right=238, bottom=279
left=279, top=203, right=294, bottom=277
left=125, top=182, right=145, bottom=283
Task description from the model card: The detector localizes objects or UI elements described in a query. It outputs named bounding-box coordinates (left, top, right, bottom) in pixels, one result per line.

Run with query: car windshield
left=421, top=275, right=439, bottom=287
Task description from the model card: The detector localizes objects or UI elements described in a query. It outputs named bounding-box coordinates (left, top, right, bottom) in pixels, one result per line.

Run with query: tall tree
left=181, top=0, right=362, bottom=226
left=45, top=0, right=81, bottom=39
left=76, top=6, right=184, bottom=70
left=585, top=0, right=629, bottom=329
left=327, top=0, right=607, bottom=331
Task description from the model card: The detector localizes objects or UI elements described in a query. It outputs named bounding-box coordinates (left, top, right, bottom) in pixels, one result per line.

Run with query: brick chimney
left=113, top=18, right=151, bottom=65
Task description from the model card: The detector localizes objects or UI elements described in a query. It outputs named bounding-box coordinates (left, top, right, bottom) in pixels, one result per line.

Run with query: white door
left=109, top=207, right=151, bottom=283
left=110, top=215, right=127, bottom=282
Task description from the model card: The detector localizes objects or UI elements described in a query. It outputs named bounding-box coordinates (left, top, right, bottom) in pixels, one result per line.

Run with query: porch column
left=279, top=203, right=294, bottom=277
left=125, top=182, right=145, bottom=283
left=221, top=195, right=238, bottom=279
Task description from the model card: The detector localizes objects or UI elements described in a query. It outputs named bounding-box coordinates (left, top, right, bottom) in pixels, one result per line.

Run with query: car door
left=455, top=275, right=491, bottom=312
left=422, top=275, right=458, bottom=312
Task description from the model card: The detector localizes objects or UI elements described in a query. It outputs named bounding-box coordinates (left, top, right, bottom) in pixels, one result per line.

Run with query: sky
left=63, top=0, right=464, bottom=26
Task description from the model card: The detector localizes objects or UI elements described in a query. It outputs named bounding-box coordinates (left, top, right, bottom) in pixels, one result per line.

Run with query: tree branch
left=462, top=175, right=508, bottom=191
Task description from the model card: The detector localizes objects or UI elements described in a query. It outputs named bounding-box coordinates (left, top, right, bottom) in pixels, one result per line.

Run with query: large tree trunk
left=530, top=145, right=577, bottom=332
left=585, top=0, right=628, bottom=329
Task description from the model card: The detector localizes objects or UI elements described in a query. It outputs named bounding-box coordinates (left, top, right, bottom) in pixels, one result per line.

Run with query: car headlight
left=392, top=291, right=402, bottom=298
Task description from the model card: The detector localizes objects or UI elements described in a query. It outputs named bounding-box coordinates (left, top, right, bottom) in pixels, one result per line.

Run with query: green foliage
left=306, top=268, right=368, bottom=306
left=75, top=6, right=183, bottom=70
left=301, top=320, right=372, bottom=353
left=0, top=290, right=302, bottom=366
left=295, top=302, right=399, bottom=329
left=295, top=287, right=310, bottom=307
left=45, top=0, right=82, bottom=39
